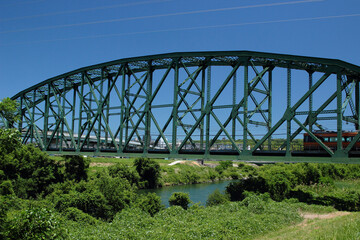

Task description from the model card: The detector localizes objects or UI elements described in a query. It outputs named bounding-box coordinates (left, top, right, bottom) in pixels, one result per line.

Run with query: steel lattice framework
left=3, top=51, right=360, bottom=163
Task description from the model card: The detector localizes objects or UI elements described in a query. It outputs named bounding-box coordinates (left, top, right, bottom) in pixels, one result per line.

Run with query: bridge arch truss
left=4, top=51, right=360, bottom=162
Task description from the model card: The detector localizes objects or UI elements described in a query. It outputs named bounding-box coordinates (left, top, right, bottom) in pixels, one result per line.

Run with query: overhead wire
left=0, top=0, right=324, bottom=34
left=1, top=12, right=359, bottom=46
left=0, top=0, right=172, bottom=22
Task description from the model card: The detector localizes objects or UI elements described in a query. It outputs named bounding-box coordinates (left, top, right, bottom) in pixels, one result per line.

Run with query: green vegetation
left=206, top=189, right=230, bottom=206
left=134, top=157, right=161, bottom=188
left=168, top=192, right=191, bottom=209
left=1, top=124, right=360, bottom=239
left=64, top=194, right=303, bottom=239
left=64, top=155, right=90, bottom=182
left=261, top=212, right=360, bottom=240
left=226, top=162, right=360, bottom=212
left=0, top=97, right=19, bottom=128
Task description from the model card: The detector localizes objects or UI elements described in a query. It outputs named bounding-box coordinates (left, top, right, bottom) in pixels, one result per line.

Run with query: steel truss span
left=4, top=51, right=360, bottom=163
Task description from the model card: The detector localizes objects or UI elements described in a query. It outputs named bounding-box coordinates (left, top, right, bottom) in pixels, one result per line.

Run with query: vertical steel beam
left=125, top=73, right=130, bottom=146
left=232, top=70, right=237, bottom=148
left=105, top=76, right=111, bottom=148
left=205, top=65, right=211, bottom=157
left=60, top=79, right=66, bottom=152
left=308, top=71, right=313, bottom=132
left=200, top=67, right=205, bottom=151
left=71, top=86, right=76, bottom=149
left=77, top=75, right=84, bottom=152
left=97, top=72, right=104, bottom=152
left=172, top=61, right=179, bottom=154
left=356, top=79, right=360, bottom=130
left=119, top=69, right=126, bottom=153
left=144, top=62, right=153, bottom=154
left=243, top=62, right=249, bottom=153
left=336, top=73, right=343, bottom=154
left=268, top=68, right=273, bottom=150
left=43, top=85, right=50, bottom=149
left=19, top=96, right=23, bottom=133
left=286, top=67, right=291, bottom=156
left=31, top=90, right=36, bottom=144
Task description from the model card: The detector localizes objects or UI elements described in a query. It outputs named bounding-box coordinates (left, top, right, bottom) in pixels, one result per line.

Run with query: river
left=140, top=180, right=236, bottom=207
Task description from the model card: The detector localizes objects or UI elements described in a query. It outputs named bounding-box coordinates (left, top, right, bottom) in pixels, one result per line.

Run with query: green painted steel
left=4, top=51, right=360, bottom=163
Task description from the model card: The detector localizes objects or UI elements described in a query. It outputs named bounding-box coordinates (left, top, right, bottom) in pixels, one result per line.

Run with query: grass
left=258, top=212, right=360, bottom=240
left=65, top=197, right=303, bottom=239
left=334, top=179, right=360, bottom=191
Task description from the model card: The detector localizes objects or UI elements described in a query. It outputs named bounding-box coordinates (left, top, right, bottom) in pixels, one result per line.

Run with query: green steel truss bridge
left=3, top=51, right=360, bottom=163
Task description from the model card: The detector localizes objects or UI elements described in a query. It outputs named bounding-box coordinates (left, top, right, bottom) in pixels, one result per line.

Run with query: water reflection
left=139, top=180, right=236, bottom=207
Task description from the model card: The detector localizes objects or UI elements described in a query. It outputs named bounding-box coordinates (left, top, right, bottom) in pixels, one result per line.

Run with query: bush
left=97, top=176, right=136, bottom=216
left=215, top=160, right=233, bottom=173
left=319, top=176, right=335, bottom=186
left=0, top=180, right=14, bottom=196
left=63, top=207, right=98, bottom=225
left=64, top=155, right=90, bottom=182
left=0, top=141, right=63, bottom=198
left=169, top=192, right=191, bottom=210
left=206, top=189, right=229, bottom=206
left=108, top=163, right=140, bottom=186
left=266, top=173, right=292, bottom=201
left=239, top=165, right=258, bottom=176
left=226, top=176, right=267, bottom=201
left=136, top=193, right=164, bottom=216
left=54, top=187, right=110, bottom=220
left=239, top=192, right=271, bottom=214
left=0, top=197, right=9, bottom=239
left=8, top=207, right=66, bottom=240
left=134, top=158, right=160, bottom=188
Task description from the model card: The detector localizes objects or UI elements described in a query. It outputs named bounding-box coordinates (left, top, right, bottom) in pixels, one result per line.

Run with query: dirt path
left=90, top=162, right=116, bottom=167
left=299, top=211, right=351, bottom=227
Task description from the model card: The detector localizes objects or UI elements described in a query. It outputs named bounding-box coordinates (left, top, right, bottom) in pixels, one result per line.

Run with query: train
left=303, top=131, right=360, bottom=151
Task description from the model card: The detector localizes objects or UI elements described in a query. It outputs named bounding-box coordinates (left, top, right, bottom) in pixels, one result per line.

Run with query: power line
left=0, top=0, right=324, bottom=34
left=0, top=0, right=45, bottom=8
left=0, top=0, right=172, bottom=22
left=1, top=12, right=358, bottom=46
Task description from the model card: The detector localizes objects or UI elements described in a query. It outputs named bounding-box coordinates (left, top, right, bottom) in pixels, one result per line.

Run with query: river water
left=140, top=180, right=236, bottom=207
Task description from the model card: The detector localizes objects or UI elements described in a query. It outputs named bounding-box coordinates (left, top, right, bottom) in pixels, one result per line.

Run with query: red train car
left=304, top=131, right=360, bottom=151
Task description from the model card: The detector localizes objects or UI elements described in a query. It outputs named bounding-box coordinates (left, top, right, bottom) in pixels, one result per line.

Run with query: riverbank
left=85, top=157, right=253, bottom=187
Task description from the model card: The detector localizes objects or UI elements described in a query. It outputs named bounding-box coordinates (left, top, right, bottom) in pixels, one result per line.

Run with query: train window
left=330, top=137, right=337, bottom=142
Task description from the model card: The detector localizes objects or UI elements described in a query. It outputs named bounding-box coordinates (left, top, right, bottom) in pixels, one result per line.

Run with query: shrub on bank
left=63, top=155, right=90, bottom=182
left=169, top=192, right=191, bottom=210
left=134, top=158, right=160, bottom=188
left=206, top=189, right=229, bottom=206
left=136, top=192, right=164, bottom=216
left=108, top=163, right=140, bottom=186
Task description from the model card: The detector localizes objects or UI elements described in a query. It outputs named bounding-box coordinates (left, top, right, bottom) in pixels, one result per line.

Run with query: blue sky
left=0, top=0, right=360, bottom=137
left=1, top=0, right=359, bottom=99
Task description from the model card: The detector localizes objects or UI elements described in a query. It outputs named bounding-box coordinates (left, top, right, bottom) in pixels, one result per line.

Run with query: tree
left=169, top=192, right=191, bottom=210
left=136, top=192, right=164, bottom=216
left=133, top=158, right=160, bottom=188
left=108, top=163, right=140, bottom=186
left=206, top=189, right=229, bottom=207
left=64, top=155, right=90, bottom=182
left=0, top=129, right=64, bottom=198
left=0, top=97, right=19, bottom=128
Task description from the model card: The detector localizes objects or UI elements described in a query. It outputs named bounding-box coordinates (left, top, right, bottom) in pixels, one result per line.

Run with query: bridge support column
left=334, top=72, right=347, bottom=158
left=286, top=67, right=292, bottom=158
left=242, top=61, right=250, bottom=155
